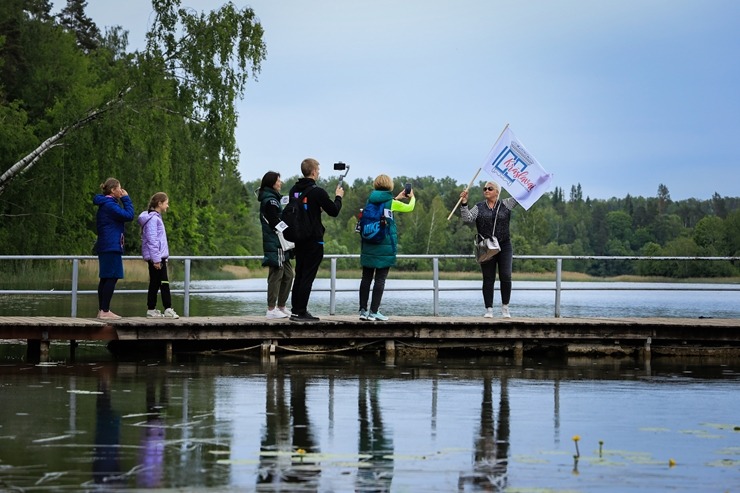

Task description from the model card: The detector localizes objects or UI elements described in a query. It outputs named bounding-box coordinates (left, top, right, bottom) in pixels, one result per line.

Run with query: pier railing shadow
left=0, top=254, right=738, bottom=318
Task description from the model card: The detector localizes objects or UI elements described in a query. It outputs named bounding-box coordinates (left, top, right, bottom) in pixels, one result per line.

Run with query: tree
left=0, top=0, right=266, bottom=197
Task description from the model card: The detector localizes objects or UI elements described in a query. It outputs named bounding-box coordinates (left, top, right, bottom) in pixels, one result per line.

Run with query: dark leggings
left=480, top=240, right=513, bottom=308
left=359, top=266, right=390, bottom=313
left=97, top=278, right=118, bottom=311
left=147, top=260, right=172, bottom=310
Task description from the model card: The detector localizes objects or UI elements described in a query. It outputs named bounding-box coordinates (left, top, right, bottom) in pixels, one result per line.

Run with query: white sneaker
left=483, top=307, right=494, bottom=318
left=266, top=308, right=288, bottom=319
left=163, top=308, right=180, bottom=319
left=502, top=305, right=511, bottom=318
left=278, top=307, right=292, bottom=316
left=146, top=309, right=164, bottom=318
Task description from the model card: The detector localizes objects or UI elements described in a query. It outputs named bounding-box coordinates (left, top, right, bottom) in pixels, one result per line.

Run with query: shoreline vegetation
left=1, top=261, right=738, bottom=289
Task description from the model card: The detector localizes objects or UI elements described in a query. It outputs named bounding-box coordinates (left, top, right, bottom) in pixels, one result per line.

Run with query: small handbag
left=474, top=202, right=501, bottom=264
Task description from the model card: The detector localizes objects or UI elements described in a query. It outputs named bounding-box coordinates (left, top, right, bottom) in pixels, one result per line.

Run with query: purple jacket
left=138, top=211, right=169, bottom=263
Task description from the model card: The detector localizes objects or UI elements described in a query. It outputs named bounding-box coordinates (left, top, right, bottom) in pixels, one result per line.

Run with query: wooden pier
left=1, top=315, right=739, bottom=362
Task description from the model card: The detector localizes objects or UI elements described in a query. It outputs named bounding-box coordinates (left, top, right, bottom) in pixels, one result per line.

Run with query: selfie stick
left=338, top=165, right=350, bottom=187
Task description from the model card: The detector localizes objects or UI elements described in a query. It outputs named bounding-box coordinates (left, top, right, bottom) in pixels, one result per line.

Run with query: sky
left=61, top=0, right=740, bottom=201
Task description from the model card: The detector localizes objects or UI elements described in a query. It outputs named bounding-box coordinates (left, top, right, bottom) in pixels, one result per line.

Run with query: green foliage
left=0, top=3, right=738, bottom=280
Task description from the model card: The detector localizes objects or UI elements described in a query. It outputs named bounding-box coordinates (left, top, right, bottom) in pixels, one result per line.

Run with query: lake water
left=1, top=279, right=739, bottom=491
left=2, top=279, right=739, bottom=319
left=0, top=354, right=738, bottom=492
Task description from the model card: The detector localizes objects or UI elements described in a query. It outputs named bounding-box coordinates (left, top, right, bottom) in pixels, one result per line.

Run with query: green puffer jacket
left=360, top=190, right=397, bottom=269
left=259, top=187, right=292, bottom=267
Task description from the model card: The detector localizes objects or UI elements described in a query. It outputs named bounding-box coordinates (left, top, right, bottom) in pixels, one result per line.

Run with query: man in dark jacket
left=288, top=158, right=344, bottom=321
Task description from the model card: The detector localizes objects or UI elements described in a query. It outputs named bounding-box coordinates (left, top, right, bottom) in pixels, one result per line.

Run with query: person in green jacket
left=359, top=174, right=415, bottom=321
left=258, top=171, right=294, bottom=319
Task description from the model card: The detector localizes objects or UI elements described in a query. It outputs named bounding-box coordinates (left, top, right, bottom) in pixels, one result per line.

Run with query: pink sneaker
left=98, top=310, right=121, bottom=320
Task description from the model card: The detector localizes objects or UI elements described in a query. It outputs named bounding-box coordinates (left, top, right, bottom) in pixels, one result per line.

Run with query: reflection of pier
left=1, top=315, right=738, bottom=362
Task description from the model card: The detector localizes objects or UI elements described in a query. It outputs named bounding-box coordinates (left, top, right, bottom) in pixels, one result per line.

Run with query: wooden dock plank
left=0, top=316, right=738, bottom=344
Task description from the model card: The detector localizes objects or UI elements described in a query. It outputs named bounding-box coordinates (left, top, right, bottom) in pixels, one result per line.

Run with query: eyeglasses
left=483, top=187, right=497, bottom=192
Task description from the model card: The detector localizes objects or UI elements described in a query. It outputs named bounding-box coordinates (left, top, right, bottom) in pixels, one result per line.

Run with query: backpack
left=281, top=185, right=316, bottom=242
left=360, top=200, right=392, bottom=244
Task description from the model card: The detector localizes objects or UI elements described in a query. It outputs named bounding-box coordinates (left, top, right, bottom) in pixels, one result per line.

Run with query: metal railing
left=1, top=254, right=738, bottom=318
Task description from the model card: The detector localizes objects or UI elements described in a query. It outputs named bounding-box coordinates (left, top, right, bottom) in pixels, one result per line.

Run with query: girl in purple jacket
left=138, top=192, right=179, bottom=318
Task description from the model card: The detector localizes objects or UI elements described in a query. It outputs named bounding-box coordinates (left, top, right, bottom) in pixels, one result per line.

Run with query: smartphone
left=333, top=162, right=347, bottom=171
left=404, top=183, right=412, bottom=196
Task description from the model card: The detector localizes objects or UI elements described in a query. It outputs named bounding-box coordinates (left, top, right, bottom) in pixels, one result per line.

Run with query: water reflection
left=137, top=373, right=168, bottom=488
left=356, top=377, right=394, bottom=492
left=258, top=368, right=321, bottom=490
left=0, top=355, right=737, bottom=492
left=459, top=377, right=509, bottom=492
left=92, top=367, right=124, bottom=485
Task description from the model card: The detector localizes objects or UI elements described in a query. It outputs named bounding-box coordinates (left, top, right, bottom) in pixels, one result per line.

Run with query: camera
left=404, top=183, right=412, bottom=196
left=333, top=161, right=350, bottom=186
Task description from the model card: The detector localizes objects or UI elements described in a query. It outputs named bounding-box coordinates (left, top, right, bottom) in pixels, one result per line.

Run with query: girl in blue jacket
left=93, top=178, right=134, bottom=319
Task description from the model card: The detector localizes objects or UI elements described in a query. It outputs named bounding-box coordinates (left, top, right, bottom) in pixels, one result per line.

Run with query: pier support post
left=385, top=340, right=396, bottom=357
left=261, top=340, right=277, bottom=359
left=514, top=340, right=524, bottom=364
left=642, top=337, right=652, bottom=364
left=165, top=342, right=173, bottom=363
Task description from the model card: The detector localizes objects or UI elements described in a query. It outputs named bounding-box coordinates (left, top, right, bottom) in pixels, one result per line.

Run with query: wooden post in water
left=385, top=339, right=395, bottom=357
left=514, top=340, right=524, bottom=363
left=165, top=342, right=173, bottom=363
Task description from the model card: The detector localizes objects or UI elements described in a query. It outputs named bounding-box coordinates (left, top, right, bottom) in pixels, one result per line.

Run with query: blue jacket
left=94, top=194, right=134, bottom=254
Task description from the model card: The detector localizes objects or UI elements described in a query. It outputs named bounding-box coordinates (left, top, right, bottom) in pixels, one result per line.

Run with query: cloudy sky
left=70, top=0, right=740, bottom=200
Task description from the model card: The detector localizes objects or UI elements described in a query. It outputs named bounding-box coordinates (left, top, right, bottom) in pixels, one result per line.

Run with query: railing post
left=71, top=258, right=79, bottom=318
left=433, top=257, right=440, bottom=316
left=555, top=258, right=562, bottom=318
left=330, top=257, right=337, bottom=316
left=183, top=258, right=191, bottom=317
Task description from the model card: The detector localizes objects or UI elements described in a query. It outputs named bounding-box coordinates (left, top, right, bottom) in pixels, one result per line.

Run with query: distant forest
left=1, top=1, right=739, bottom=278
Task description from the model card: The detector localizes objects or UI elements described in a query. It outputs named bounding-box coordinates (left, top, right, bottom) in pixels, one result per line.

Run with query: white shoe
left=278, top=307, right=292, bottom=316
left=502, top=305, right=511, bottom=318
left=163, top=308, right=180, bottom=319
left=483, top=307, right=494, bottom=318
left=266, top=308, right=288, bottom=319
left=146, top=309, right=164, bottom=318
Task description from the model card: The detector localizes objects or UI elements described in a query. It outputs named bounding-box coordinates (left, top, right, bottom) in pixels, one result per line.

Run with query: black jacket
left=288, top=178, right=342, bottom=242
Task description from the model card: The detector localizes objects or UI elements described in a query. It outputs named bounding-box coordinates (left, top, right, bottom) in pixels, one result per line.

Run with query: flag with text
left=481, top=126, right=553, bottom=210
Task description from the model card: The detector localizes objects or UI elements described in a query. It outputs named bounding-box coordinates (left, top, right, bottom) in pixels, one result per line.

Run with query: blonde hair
left=373, top=174, right=393, bottom=191
left=301, top=158, right=319, bottom=177
left=485, top=181, right=500, bottom=193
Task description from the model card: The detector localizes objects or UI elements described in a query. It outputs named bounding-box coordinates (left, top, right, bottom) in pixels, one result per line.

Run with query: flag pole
left=446, top=123, right=510, bottom=221
left=447, top=168, right=480, bottom=220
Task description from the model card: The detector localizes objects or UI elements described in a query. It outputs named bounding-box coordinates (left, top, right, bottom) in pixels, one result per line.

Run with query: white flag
left=481, top=126, right=553, bottom=210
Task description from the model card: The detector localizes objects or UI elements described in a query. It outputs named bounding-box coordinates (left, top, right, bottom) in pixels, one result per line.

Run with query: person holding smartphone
left=358, top=175, right=415, bottom=321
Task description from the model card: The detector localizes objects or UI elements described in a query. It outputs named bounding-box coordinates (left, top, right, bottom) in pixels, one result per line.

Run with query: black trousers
left=147, top=259, right=172, bottom=310
left=359, top=266, right=390, bottom=313
left=291, top=240, right=324, bottom=314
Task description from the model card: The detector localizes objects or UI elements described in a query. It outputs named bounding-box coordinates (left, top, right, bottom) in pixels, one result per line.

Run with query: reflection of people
left=288, top=158, right=344, bottom=322
left=93, top=372, right=123, bottom=484
left=138, top=192, right=179, bottom=319
left=458, top=376, right=510, bottom=491
left=460, top=181, right=517, bottom=318
left=137, top=376, right=168, bottom=488
left=258, top=171, right=294, bottom=319
left=356, top=377, right=394, bottom=491
left=358, top=174, right=415, bottom=321
left=93, top=178, right=134, bottom=319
